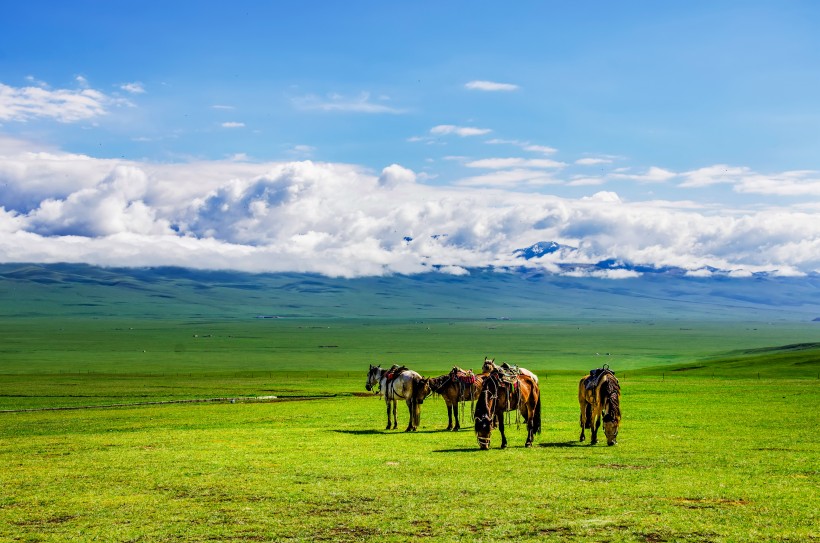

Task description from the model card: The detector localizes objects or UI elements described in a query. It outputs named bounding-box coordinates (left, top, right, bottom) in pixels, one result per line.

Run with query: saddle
left=585, top=364, right=615, bottom=390
left=450, top=366, right=477, bottom=385
left=384, top=364, right=408, bottom=382
left=495, top=363, right=521, bottom=385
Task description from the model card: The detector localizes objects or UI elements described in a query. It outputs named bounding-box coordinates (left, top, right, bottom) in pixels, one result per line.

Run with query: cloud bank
left=0, top=138, right=818, bottom=277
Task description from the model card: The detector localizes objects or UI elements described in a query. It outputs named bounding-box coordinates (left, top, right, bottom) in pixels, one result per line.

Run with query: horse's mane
left=601, top=376, right=621, bottom=419
left=428, top=374, right=449, bottom=392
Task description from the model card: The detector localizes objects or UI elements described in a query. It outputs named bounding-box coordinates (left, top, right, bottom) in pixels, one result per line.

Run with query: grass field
left=1, top=314, right=818, bottom=542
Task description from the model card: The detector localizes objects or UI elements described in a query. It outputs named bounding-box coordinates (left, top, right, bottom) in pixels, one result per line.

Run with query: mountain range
left=0, top=260, right=818, bottom=322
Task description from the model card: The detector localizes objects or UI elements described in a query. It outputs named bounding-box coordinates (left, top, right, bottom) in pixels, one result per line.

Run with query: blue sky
left=1, top=2, right=819, bottom=276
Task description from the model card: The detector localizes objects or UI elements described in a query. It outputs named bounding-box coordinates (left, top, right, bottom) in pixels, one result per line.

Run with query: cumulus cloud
left=0, top=138, right=818, bottom=277
left=378, top=164, right=416, bottom=187
left=0, top=82, right=117, bottom=123
left=465, top=80, right=519, bottom=92
left=221, top=121, right=245, bottom=128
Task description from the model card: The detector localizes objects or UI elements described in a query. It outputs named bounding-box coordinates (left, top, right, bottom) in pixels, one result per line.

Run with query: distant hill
left=640, top=342, right=820, bottom=378
left=0, top=262, right=818, bottom=321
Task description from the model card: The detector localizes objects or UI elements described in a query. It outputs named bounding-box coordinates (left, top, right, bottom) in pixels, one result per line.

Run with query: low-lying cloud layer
left=1, top=139, right=818, bottom=277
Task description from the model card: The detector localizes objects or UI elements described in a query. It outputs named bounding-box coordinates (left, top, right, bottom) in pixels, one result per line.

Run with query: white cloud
left=611, top=166, right=677, bottom=183
left=485, top=139, right=557, bottom=154
left=0, top=82, right=115, bottom=123
left=455, top=169, right=561, bottom=188
left=378, top=164, right=417, bottom=188
left=221, top=121, right=245, bottom=128
left=293, top=92, right=404, bottom=114
left=1, top=138, right=819, bottom=277
left=524, top=145, right=558, bottom=155
left=430, top=125, right=492, bottom=137
left=679, top=165, right=820, bottom=196
left=576, top=157, right=613, bottom=166
left=568, top=176, right=606, bottom=186
left=465, top=157, right=565, bottom=169
left=120, top=82, right=146, bottom=94
left=465, top=80, right=519, bottom=92
left=211, top=104, right=235, bottom=110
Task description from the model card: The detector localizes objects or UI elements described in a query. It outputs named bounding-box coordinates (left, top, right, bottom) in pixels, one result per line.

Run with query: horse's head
left=602, top=410, right=620, bottom=446
left=413, top=377, right=432, bottom=404
left=474, top=376, right=498, bottom=450
left=482, top=357, right=496, bottom=374
left=365, top=364, right=381, bottom=392
left=475, top=411, right=493, bottom=450
left=602, top=379, right=621, bottom=446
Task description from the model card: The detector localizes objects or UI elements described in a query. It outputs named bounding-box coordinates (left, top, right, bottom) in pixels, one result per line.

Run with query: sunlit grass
left=1, top=374, right=818, bottom=542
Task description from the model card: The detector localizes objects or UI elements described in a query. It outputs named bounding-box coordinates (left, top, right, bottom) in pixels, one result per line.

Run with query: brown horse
left=578, top=370, right=621, bottom=446
left=428, top=366, right=484, bottom=431
left=474, top=367, right=541, bottom=449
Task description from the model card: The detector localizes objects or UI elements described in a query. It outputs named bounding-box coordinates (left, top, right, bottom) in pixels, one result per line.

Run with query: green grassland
left=1, top=265, right=819, bottom=541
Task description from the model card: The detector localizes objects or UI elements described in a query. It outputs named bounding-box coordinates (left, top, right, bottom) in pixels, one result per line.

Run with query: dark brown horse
left=428, top=366, right=484, bottom=431
left=578, top=370, right=621, bottom=445
left=474, top=367, right=541, bottom=449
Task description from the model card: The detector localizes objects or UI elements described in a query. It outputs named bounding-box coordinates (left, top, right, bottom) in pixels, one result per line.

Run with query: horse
left=474, top=367, right=541, bottom=449
left=482, top=357, right=539, bottom=384
left=578, top=369, right=621, bottom=446
left=427, top=366, right=485, bottom=431
left=366, top=364, right=431, bottom=432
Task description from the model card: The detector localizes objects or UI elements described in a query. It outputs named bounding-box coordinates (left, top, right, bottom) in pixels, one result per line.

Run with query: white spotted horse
left=366, top=364, right=431, bottom=432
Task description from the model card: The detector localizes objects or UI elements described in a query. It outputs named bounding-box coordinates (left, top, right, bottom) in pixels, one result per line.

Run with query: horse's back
left=382, top=369, right=421, bottom=400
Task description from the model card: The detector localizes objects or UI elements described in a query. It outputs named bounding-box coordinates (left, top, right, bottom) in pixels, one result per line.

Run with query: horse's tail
left=533, top=386, right=542, bottom=435
left=584, top=402, right=592, bottom=429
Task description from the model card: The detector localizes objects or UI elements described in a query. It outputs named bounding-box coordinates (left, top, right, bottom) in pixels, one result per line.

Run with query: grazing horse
left=428, top=366, right=485, bottom=431
left=482, top=357, right=539, bottom=384
left=578, top=369, right=621, bottom=446
left=366, top=364, right=431, bottom=432
left=474, top=367, right=541, bottom=449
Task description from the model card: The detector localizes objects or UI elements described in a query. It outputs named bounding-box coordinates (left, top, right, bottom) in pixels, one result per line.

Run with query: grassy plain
left=1, top=315, right=819, bottom=542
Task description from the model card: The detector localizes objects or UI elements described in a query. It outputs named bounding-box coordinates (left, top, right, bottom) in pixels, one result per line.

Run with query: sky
left=1, top=1, right=819, bottom=277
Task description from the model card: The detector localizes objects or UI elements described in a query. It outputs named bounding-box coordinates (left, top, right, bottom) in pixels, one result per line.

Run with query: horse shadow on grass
left=538, top=440, right=580, bottom=448
left=332, top=429, right=444, bottom=436
left=332, top=429, right=388, bottom=436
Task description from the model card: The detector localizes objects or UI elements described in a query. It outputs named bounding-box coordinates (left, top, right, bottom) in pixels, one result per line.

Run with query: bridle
left=365, top=366, right=383, bottom=392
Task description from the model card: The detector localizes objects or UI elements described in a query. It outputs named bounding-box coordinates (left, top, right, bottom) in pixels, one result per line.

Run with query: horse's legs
left=590, top=413, right=601, bottom=445
left=405, top=399, right=416, bottom=432
left=579, top=401, right=587, bottom=442
left=524, top=403, right=534, bottom=447
left=453, top=401, right=460, bottom=431
left=385, top=398, right=392, bottom=430
left=497, top=413, right=507, bottom=449
left=392, top=400, right=398, bottom=429
left=445, top=402, right=454, bottom=431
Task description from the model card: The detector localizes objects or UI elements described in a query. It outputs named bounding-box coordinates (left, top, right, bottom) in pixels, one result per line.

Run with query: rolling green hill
left=645, top=342, right=820, bottom=378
